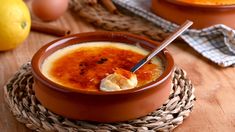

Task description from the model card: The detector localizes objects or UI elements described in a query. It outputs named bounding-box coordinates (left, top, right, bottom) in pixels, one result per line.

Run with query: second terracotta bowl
left=31, top=32, right=174, bottom=122
left=151, top=0, right=235, bottom=29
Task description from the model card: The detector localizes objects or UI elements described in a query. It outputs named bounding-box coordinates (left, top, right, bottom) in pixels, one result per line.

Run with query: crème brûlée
left=41, top=42, right=164, bottom=92
left=175, top=0, right=235, bottom=5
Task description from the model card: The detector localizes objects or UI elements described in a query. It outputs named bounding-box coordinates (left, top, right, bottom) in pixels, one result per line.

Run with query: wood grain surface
left=1, top=7, right=235, bottom=132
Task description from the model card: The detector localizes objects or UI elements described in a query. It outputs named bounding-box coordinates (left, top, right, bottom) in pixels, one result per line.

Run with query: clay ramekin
left=31, top=32, right=174, bottom=123
left=151, top=0, right=235, bottom=29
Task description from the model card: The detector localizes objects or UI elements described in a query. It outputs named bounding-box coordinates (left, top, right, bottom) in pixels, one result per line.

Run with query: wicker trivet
left=69, top=0, right=170, bottom=42
left=4, top=62, right=195, bottom=132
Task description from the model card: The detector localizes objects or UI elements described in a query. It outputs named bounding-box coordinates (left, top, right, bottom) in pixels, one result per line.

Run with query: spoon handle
left=131, top=20, right=193, bottom=72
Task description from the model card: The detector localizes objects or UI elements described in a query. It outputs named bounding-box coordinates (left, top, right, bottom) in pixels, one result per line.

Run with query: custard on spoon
left=100, top=68, right=137, bottom=92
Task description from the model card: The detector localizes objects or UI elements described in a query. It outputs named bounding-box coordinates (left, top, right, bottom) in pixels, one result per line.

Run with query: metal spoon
left=130, top=20, right=193, bottom=73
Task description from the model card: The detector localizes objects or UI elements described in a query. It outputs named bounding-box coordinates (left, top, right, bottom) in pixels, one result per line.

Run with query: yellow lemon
left=0, top=0, right=31, bottom=51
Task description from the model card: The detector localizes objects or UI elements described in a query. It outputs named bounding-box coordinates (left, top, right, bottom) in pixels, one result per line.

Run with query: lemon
left=0, top=0, right=31, bottom=51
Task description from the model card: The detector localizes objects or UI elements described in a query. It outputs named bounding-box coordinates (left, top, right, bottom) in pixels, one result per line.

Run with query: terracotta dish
left=176, top=0, right=235, bottom=5
left=151, top=0, right=235, bottom=29
left=31, top=32, right=174, bottom=122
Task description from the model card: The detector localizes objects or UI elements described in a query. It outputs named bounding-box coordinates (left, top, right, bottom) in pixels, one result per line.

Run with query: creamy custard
left=176, top=0, right=235, bottom=5
left=41, top=42, right=164, bottom=92
left=100, top=68, right=138, bottom=91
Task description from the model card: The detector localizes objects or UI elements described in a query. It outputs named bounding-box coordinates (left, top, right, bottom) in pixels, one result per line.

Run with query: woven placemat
left=69, top=0, right=170, bottom=42
left=4, top=62, right=196, bottom=132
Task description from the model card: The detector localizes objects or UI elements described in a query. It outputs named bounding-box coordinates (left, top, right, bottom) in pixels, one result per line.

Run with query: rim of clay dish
left=165, top=0, right=235, bottom=9
left=31, top=32, right=174, bottom=95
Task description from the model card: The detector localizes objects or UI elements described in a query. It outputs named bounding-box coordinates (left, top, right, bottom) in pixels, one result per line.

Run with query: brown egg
left=32, top=0, right=69, bottom=21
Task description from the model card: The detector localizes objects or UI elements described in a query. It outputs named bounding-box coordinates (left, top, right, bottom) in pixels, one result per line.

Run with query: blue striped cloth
left=113, top=0, right=235, bottom=67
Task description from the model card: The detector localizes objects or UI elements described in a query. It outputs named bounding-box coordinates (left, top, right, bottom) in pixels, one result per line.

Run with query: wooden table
left=1, top=10, right=235, bottom=132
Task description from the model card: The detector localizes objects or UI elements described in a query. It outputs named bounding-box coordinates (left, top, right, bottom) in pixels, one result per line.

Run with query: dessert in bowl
left=41, top=42, right=163, bottom=92
left=151, top=0, right=235, bottom=29
left=31, top=32, right=174, bottom=122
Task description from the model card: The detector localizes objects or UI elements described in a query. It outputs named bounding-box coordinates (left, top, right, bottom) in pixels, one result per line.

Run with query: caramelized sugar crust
left=45, top=46, right=163, bottom=91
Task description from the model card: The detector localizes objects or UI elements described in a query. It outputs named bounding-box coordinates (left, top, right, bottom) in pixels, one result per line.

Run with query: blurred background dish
left=151, top=0, right=235, bottom=29
left=174, top=0, right=235, bottom=6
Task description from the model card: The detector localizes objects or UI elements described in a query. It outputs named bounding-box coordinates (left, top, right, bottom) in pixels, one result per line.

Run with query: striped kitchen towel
left=113, top=0, right=235, bottom=67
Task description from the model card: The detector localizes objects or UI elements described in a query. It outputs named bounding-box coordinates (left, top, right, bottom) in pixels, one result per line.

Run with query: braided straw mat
left=69, top=0, right=170, bottom=42
left=4, top=62, right=195, bottom=132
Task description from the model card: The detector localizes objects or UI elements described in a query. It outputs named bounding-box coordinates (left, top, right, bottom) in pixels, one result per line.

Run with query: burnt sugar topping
left=41, top=42, right=164, bottom=91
